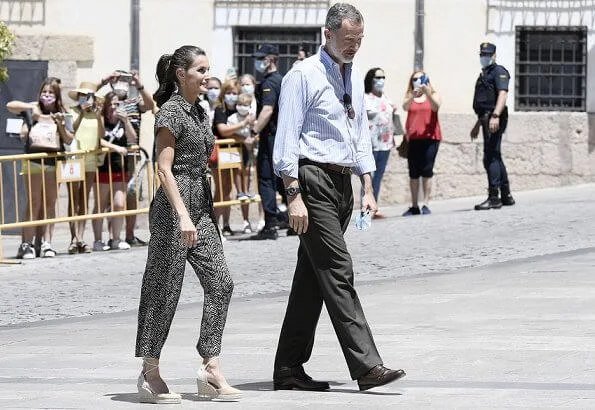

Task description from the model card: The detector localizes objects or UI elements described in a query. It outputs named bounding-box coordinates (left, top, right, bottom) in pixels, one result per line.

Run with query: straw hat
left=68, top=81, right=98, bottom=101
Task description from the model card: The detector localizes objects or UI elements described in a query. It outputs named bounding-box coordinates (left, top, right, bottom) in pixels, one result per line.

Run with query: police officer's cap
left=479, top=42, right=496, bottom=55
left=254, top=44, right=279, bottom=58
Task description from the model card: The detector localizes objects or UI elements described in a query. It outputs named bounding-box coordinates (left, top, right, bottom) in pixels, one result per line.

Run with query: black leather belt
left=299, top=158, right=352, bottom=175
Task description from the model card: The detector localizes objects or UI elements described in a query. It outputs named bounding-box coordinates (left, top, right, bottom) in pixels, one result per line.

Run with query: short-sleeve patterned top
left=153, top=93, right=215, bottom=225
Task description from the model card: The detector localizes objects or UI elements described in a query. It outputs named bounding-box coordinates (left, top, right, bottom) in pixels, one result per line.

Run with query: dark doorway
left=0, top=60, right=48, bottom=231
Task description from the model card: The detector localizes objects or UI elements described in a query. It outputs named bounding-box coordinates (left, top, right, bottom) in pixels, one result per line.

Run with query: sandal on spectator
left=67, top=241, right=78, bottom=255
left=77, top=241, right=92, bottom=254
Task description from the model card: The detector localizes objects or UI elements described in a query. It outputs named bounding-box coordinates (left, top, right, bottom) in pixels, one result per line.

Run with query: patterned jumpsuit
left=135, top=94, right=234, bottom=359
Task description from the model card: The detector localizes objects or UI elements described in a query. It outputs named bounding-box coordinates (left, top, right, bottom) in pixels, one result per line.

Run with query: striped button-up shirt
left=273, top=46, right=375, bottom=179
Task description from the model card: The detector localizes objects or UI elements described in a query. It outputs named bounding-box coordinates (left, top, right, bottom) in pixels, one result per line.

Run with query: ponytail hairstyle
left=153, top=45, right=207, bottom=108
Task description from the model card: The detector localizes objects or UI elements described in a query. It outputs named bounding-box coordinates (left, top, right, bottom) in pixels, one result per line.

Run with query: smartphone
left=63, top=112, right=74, bottom=132
left=118, top=72, right=133, bottom=83
left=87, top=92, right=95, bottom=109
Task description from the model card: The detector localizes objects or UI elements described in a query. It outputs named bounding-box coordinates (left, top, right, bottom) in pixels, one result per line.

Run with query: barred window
left=233, top=27, right=321, bottom=81
left=515, top=26, right=587, bottom=111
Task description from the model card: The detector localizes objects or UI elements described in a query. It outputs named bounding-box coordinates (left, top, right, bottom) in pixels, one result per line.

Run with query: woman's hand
left=178, top=214, right=198, bottom=248
left=244, top=114, right=256, bottom=127
left=116, top=108, right=128, bottom=122
left=114, top=146, right=128, bottom=156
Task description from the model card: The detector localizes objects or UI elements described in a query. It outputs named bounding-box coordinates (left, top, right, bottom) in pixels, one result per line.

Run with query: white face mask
left=373, top=79, right=385, bottom=91
left=241, top=84, right=255, bottom=95
left=224, top=93, right=238, bottom=106
left=480, top=56, right=493, bottom=68
left=207, top=88, right=220, bottom=102
left=236, top=105, right=251, bottom=116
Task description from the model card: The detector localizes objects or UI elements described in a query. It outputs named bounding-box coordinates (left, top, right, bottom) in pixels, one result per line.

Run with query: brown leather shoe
left=357, top=365, right=406, bottom=391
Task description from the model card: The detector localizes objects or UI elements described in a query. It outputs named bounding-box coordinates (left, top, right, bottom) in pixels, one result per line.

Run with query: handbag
left=28, top=117, right=60, bottom=152
left=396, top=135, right=408, bottom=159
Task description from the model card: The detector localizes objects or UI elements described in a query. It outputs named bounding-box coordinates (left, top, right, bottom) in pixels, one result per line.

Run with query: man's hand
left=361, top=191, right=378, bottom=215
left=288, top=194, right=308, bottom=234
left=360, top=173, right=378, bottom=214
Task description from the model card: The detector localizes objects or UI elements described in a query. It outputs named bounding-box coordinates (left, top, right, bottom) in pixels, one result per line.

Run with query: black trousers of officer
left=257, top=133, right=279, bottom=227
left=480, top=111, right=510, bottom=191
left=274, top=164, right=382, bottom=380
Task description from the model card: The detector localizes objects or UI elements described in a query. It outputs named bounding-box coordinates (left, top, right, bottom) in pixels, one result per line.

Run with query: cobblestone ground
left=2, top=184, right=594, bottom=326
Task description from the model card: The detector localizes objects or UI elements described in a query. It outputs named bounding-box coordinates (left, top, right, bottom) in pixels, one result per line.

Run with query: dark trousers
left=480, top=112, right=510, bottom=191
left=274, top=164, right=382, bottom=380
left=257, top=133, right=280, bottom=227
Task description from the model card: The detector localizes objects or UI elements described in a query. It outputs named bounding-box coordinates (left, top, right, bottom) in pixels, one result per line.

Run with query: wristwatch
left=491, top=113, right=500, bottom=118
left=285, top=187, right=301, bottom=197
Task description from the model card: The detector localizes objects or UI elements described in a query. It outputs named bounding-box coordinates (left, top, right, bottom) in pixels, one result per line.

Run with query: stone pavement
left=1, top=184, right=595, bottom=408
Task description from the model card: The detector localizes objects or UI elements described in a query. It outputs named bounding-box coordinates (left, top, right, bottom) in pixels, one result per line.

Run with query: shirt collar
left=171, top=93, right=197, bottom=113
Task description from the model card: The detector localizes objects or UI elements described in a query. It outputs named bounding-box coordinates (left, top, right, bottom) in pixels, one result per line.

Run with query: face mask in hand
left=241, top=85, right=255, bottom=95
left=236, top=105, right=251, bottom=116
left=224, top=93, right=238, bottom=106
left=480, top=56, right=493, bottom=68
left=207, top=88, right=220, bottom=102
left=373, top=79, right=385, bottom=92
left=354, top=209, right=372, bottom=231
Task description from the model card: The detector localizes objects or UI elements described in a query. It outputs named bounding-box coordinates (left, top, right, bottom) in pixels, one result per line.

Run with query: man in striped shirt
left=272, top=2, right=406, bottom=393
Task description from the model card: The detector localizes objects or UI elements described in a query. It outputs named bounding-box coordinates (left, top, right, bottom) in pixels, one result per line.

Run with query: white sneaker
left=93, top=240, right=109, bottom=251
left=256, top=219, right=265, bottom=232
left=40, top=241, right=56, bottom=258
left=117, top=240, right=131, bottom=250
left=16, top=242, right=36, bottom=259
left=242, top=220, right=253, bottom=234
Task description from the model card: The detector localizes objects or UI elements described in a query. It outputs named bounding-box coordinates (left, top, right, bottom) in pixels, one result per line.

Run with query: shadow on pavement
left=105, top=393, right=139, bottom=403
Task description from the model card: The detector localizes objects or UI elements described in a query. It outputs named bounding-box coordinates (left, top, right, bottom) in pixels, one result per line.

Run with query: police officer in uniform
left=251, top=44, right=285, bottom=239
left=471, top=42, right=515, bottom=210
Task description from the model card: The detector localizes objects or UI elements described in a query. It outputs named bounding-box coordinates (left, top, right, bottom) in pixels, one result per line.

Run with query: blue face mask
left=224, top=93, right=238, bottom=106
left=254, top=59, right=267, bottom=73
left=480, top=56, right=493, bottom=68
left=207, top=88, right=220, bottom=102
left=241, top=84, right=255, bottom=95
left=373, top=79, right=385, bottom=91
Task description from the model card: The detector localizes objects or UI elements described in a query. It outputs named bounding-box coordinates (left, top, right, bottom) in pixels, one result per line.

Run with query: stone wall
left=365, top=112, right=595, bottom=207
left=10, top=33, right=93, bottom=94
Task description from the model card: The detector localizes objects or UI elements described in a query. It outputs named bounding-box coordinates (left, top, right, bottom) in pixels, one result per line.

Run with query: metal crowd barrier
left=209, top=138, right=262, bottom=208
left=0, top=140, right=259, bottom=263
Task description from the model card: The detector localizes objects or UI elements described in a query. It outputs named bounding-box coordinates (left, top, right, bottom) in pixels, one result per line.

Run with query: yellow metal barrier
left=0, top=139, right=260, bottom=263
left=0, top=146, right=154, bottom=263
left=209, top=138, right=262, bottom=208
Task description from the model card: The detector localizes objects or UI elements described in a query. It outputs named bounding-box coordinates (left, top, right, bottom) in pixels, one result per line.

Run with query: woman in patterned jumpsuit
left=135, top=45, right=240, bottom=403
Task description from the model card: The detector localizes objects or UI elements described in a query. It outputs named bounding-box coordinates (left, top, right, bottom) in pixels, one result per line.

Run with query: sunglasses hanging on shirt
left=343, top=93, right=355, bottom=120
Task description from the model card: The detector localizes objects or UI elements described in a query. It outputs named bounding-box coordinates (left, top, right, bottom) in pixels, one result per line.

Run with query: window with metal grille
left=515, top=26, right=587, bottom=111
left=233, top=27, right=321, bottom=81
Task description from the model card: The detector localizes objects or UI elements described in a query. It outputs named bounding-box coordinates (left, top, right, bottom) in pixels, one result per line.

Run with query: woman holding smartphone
left=67, top=81, right=103, bottom=253
left=6, top=77, right=74, bottom=259
left=402, top=71, right=442, bottom=216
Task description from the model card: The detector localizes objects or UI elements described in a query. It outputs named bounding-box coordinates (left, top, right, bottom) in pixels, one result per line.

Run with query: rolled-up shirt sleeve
left=352, top=91, right=376, bottom=176
left=273, top=70, right=307, bottom=179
